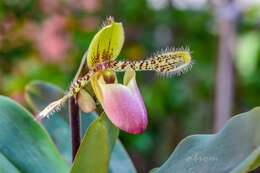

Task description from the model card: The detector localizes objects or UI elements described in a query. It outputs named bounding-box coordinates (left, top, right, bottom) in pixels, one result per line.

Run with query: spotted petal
left=99, top=69, right=148, bottom=134
left=87, top=19, right=124, bottom=68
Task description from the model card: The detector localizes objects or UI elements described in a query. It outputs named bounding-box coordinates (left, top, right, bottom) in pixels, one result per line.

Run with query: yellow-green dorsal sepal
left=87, top=20, right=124, bottom=68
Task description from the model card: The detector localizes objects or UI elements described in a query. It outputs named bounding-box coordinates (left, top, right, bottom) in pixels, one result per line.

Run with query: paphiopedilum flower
left=80, top=17, right=147, bottom=134
left=92, top=68, right=148, bottom=134
left=37, top=17, right=192, bottom=134
left=84, top=18, right=147, bottom=134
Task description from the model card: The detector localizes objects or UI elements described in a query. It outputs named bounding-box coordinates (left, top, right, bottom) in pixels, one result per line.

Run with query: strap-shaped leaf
left=0, top=153, right=21, bottom=173
left=0, top=96, right=69, bottom=173
left=87, top=21, right=124, bottom=68
left=151, top=107, right=260, bottom=173
left=70, top=115, right=111, bottom=173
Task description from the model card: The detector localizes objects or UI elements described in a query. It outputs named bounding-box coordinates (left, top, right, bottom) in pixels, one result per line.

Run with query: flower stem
left=69, top=50, right=87, bottom=160
left=69, top=97, right=81, bottom=160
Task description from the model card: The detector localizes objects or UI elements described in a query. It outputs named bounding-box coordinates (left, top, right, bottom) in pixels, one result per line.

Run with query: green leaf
left=109, top=141, right=137, bottom=173
left=86, top=19, right=124, bottom=68
left=70, top=115, right=110, bottom=173
left=0, top=96, right=69, bottom=173
left=0, top=153, right=21, bottom=173
left=152, top=107, right=260, bottom=173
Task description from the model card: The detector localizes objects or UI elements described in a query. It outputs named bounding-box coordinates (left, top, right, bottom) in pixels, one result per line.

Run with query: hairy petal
left=99, top=70, right=147, bottom=134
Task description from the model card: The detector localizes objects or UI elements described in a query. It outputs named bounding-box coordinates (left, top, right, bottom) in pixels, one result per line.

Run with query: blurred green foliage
left=0, top=0, right=260, bottom=172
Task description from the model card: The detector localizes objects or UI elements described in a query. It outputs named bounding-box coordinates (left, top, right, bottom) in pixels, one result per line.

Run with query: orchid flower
left=37, top=17, right=192, bottom=134
left=91, top=68, right=148, bottom=134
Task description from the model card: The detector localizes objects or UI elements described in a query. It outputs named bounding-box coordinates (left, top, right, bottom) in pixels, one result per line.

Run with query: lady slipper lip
left=98, top=69, right=148, bottom=134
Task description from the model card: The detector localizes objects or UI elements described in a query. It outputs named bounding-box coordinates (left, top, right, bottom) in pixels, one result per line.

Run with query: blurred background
left=0, top=0, right=260, bottom=172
